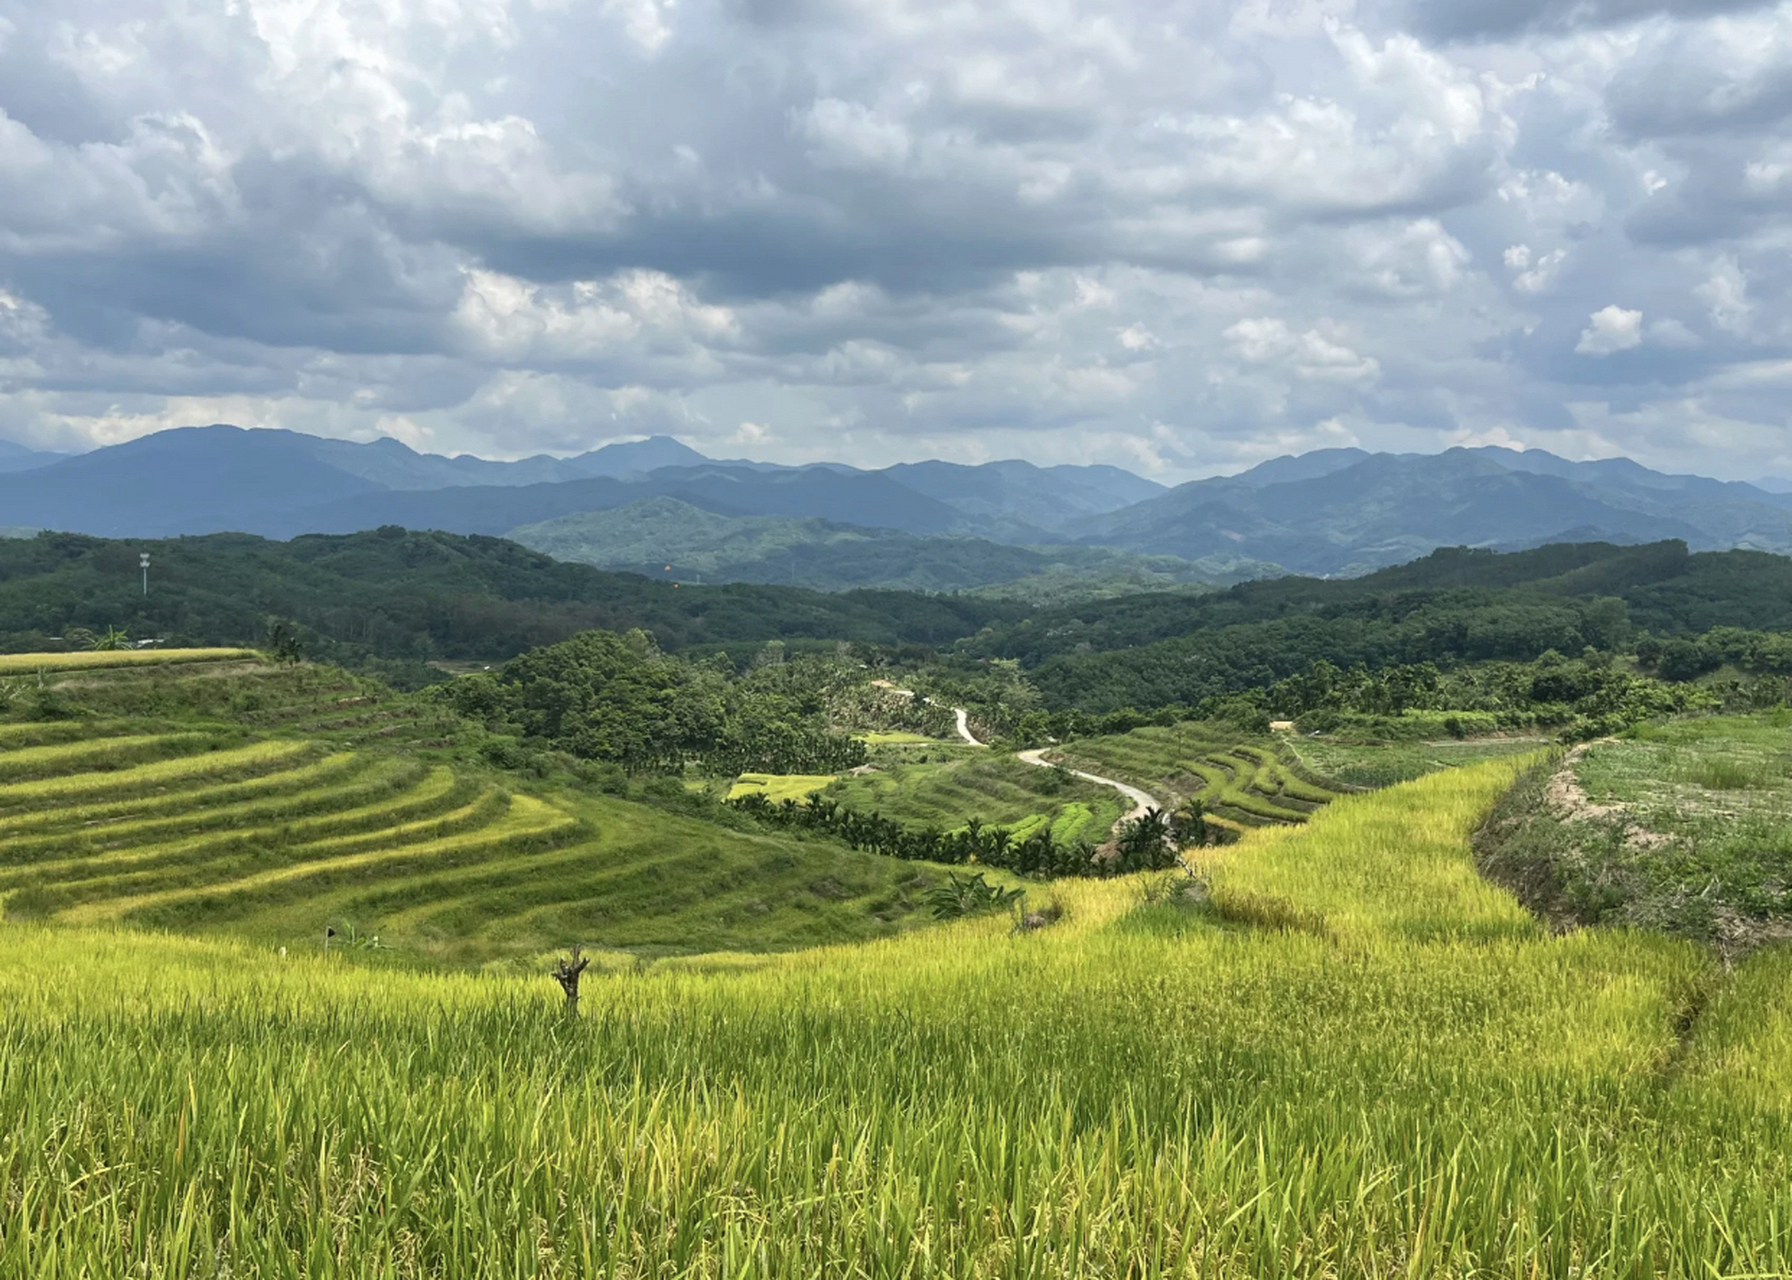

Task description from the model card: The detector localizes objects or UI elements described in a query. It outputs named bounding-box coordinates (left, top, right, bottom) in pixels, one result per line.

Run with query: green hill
left=508, top=496, right=1257, bottom=596
left=0, top=527, right=1026, bottom=681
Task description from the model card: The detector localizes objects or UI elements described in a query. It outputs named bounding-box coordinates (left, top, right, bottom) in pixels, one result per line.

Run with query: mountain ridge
left=3, top=426, right=1792, bottom=581
left=1069, top=446, right=1792, bottom=574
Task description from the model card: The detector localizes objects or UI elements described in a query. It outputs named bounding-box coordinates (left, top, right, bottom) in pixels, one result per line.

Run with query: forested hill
left=5, top=530, right=1792, bottom=710
left=970, top=540, right=1792, bottom=666
left=0, top=529, right=1024, bottom=675
left=963, top=540, right=1792, bottom=712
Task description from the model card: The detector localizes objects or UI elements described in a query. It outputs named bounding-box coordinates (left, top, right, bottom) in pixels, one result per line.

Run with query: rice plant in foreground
left=2, top=757, right=1790, bottom=1276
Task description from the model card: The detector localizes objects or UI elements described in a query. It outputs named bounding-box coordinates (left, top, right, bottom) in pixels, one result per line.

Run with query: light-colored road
left=1017, top=748, right=1162, bottom=829
left=954, top=707, right=984, bottom=747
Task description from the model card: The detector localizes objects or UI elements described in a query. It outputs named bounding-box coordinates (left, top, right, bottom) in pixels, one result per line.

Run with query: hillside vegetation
left=1478, top=711, right=1792, bottom=954
left=11, top=758, right=1792, bottom=1274
left=974, top=540, right=1792, bottom=715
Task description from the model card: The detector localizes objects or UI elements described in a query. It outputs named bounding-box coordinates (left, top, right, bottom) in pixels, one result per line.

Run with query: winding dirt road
left=942, top=709, right=1162, bottom=836
left=1016, top=748, right=1162, bottom=829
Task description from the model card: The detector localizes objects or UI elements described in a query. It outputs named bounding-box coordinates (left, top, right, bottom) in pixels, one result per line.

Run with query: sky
left=0, top=0, right=1789, bottom=482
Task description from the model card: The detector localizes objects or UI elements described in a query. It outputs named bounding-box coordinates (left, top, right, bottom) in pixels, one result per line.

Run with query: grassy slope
left=10, top=757, right=1792, bottom=1274
left=1476, top=711, right=1792, bottom=950
left=0, top=659, right=940, bottom=963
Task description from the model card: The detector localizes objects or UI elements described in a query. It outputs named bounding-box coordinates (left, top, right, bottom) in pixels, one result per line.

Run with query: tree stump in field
left=552, top=945, right=590, bottom=1016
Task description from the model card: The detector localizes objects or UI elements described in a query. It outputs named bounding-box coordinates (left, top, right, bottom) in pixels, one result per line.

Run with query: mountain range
left=2, top=424, right=1791, bottom=584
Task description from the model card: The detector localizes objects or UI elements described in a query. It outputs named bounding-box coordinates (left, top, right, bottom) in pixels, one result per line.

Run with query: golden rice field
left=4, top=752, right=1792, bottom=1276
left=0, top=647, right=258, bottom=672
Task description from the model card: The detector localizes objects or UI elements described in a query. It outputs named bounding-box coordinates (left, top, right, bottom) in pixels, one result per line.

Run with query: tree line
left=725, top=791, right=1184, bottom=878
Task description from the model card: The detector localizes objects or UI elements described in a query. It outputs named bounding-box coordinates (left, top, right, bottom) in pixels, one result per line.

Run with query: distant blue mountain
left=0, top=426, right=1162, bottom=541
left=0, top=439, right=66, bottom=474
left=1069, top=446, right=1792, bottom=574
left=4, top=427, right=1791, bottom=581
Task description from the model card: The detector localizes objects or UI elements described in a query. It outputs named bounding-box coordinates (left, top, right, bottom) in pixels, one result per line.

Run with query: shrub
left=926, top=872, right=1025, bottom=920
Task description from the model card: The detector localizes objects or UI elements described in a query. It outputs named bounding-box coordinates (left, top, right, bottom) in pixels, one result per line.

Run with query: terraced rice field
left=0, top=722, right=578, bottom=940
left=1054, top=723, right=1348, bottom=829
left=823, top=752, right=1122, bottom=837
left=1287, top=733, right=1546, bottom=788
left=0, top=689, right=940, bottom=961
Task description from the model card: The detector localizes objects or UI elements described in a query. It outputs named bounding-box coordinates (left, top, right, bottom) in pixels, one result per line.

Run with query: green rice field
left=822, top=751, right=1123, bottom=839
left=1051, top=723, right=1348, bottom=828
left=727, top=772, right=841, bottom=803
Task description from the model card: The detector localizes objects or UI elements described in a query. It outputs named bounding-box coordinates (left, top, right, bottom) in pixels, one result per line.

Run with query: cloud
left=1225, top=318, right=1382, bottom=382
left=1404, top=0, right=1775, bottom=40
left=1576, top=306, right=1645, bottom=355
left=0, top=0, right=1785, bottom=481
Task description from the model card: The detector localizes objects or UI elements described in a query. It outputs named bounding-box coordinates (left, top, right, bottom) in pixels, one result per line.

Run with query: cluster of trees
left=435, top=630, right=873, bottom=775
left=1635, top=628, right=1792, bottom=681
left=726, top=792, right=1182, bottom=877
left=1262, top=655, right=1712, bottom=739
left=991, top=611, right=1792, bottom=729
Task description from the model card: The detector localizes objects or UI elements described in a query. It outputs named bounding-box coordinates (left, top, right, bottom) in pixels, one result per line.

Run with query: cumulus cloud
left=1577, top=306, right=1645, bottom=355
left=1225, top=318, right=1382, bottom=382
left=0, top=0, right=1787, bottom=479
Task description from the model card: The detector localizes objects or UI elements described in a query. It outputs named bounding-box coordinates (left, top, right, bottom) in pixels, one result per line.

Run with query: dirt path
left=1016, top=748, right=1162, bottom=829
left=954, top=707, right=984, bottom=747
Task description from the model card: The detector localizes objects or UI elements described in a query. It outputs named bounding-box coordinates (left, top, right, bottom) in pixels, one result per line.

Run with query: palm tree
left=87, top=627, right=130, bottom=651
left=1169, top=799, right=1209, bottom=848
